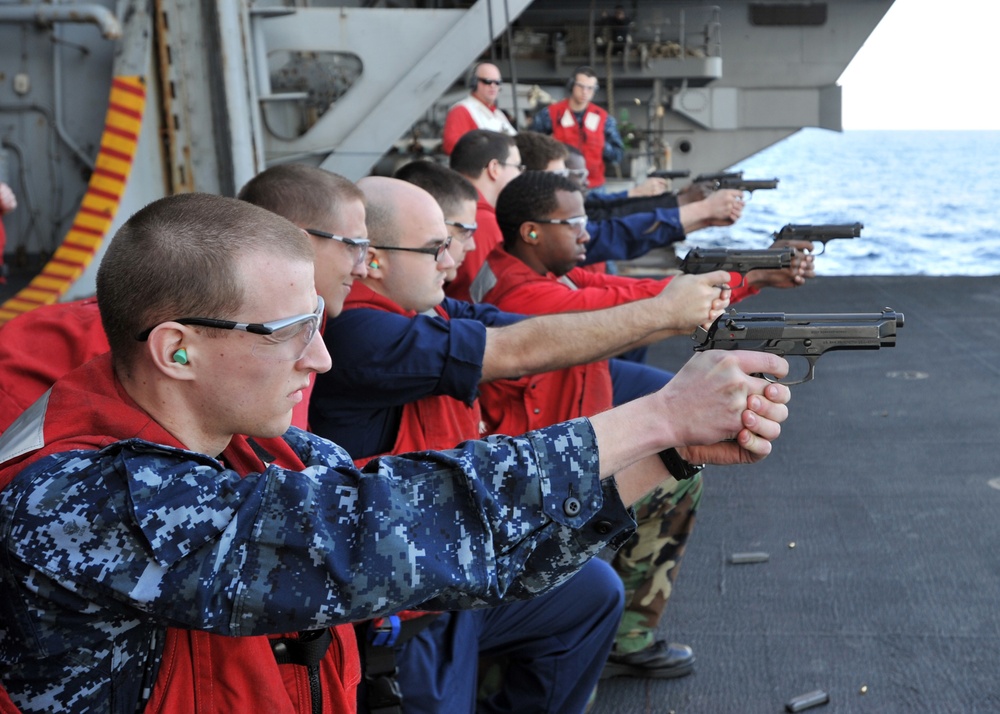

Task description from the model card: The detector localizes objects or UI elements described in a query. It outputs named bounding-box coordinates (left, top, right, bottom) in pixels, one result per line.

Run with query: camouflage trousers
left=611, top=471, right=703, bottom=654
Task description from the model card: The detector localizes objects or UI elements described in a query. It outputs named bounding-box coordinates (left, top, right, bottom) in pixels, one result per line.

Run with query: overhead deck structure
left=0, top=0, right=893, bottom=303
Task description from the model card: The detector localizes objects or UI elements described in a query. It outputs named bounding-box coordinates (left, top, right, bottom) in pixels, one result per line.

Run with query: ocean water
left=675, top=129, right=1000, bottom=276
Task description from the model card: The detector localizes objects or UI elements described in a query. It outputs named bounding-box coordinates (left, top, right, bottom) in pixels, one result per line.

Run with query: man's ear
left=146, top=324, right=198, bottom=380
left=521, top=223, right=540, bottom=244
left=364, top=247, right=382, bottom=278
left=485, top=158, right=502, bottom=182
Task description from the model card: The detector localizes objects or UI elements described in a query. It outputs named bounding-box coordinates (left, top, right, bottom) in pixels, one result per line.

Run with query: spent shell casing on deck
left=785, top=689, right=829, bottom=712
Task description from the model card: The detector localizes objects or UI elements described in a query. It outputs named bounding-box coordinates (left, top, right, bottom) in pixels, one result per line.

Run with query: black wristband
left=657, top=448, right=705, bottom=481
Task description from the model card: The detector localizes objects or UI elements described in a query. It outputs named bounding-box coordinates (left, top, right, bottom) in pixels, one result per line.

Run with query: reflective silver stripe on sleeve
left=0, top=390, right=50, bottom=464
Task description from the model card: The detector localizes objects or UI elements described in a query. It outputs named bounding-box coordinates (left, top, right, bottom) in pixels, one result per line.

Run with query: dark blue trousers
left=391, top=558, right=624, bottom=714
left=608, top=358, right=674, bottom=406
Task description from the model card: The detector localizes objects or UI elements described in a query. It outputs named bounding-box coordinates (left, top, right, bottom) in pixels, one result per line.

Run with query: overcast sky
left=839, top=0, right=999, bottom=130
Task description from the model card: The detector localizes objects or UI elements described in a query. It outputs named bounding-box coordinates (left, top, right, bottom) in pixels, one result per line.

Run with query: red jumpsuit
left=443, top=191, right=501, bottom=304
left=473, top=245, right=756, bottom=433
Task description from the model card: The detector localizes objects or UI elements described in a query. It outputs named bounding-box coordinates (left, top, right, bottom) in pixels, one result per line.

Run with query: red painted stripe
left=24, top=283, right=62, bottom=298
left=48, top=257, right=84, bottom=271
left=86, top=186, right=120, bottom=202
left=93, top=166, right=127, bottom=184
left=11, top=298, right=47, bottom=309
left=68, top=224, right=104, bottom=238
left=112, top=77, right=146, bottom=97
left=79, top=205, right=113, bottom=219
left=99, top=145, right=132, bottom=162
left=109, top=102, right=142, bottom=121
left=104, top=125, right=138, bottom=142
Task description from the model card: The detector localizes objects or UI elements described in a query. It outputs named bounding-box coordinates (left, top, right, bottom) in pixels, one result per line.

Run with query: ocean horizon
left=676, top=129, right=1000, bottom=277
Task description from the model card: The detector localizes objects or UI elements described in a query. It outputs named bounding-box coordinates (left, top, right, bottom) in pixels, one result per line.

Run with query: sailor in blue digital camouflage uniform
left=0, top=193, right=791, bottom=713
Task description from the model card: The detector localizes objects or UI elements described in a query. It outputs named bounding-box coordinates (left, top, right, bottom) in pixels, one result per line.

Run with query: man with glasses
left=0, top=188, right=792, bottom=713
left=245, top=163, right=607, bottom=712
left=237, top=164, right=370, bottom=320
left=308, top=174, right=740, bottom=713
left=492, top=130, right=747, bottom=289
left=475, top=171, right=816, bottom=683
left=393, top=160, right=480, bottom=284
left=446, top=129, right=525, bottom=301
left=0, top=165, right=370, bottom=438
left=441, top=61, right=517, bottom=155
left=529, top=65, right=625, bottom=191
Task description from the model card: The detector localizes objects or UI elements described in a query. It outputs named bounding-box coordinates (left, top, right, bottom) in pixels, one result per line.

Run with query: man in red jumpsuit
left=474, top=170, right=814, bottom=680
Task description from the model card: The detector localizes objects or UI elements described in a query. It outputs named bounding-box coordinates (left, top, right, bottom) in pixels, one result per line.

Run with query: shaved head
left=357, top=176, right=453, bottom=312
left=358, top=176, right=442, bottom=247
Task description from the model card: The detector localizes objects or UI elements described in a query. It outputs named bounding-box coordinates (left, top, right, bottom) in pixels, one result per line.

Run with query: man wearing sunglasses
left=441, top=61, right=517, bottom=155
left=0, top=190, right=791, bottom=713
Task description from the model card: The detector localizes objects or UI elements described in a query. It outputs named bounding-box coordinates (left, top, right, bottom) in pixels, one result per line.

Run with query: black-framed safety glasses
left=370, top=236, right=453, bottom=262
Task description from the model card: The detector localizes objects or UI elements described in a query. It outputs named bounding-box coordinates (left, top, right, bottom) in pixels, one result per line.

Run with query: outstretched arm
left=679, top=189, right=743, bottom=233
left=480, top=271, right=731, bottom=381
left=591, top=349, right=790, bottom=503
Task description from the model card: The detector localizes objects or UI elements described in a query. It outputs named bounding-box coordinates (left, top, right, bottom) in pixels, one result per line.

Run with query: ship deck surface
left=592, top=274, right=1000, bottom=714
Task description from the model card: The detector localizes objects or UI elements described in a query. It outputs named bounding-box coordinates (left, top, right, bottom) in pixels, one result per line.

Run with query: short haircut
left=97, top=193, right=312, bottom=370
left=572, top=65, right=599, bottom=83
left=394, top=160, right=478, bottom=218
left=237, top=163, right=364, bottom=227
left=515, top=131, right=570, bottom=171
left=449, top=129, right=516, bottom=179
left=495, top=171, right=583, bottom=250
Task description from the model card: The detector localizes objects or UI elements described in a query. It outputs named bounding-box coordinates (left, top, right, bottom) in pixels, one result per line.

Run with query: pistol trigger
left=802, top=357, right=818, bottom=383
